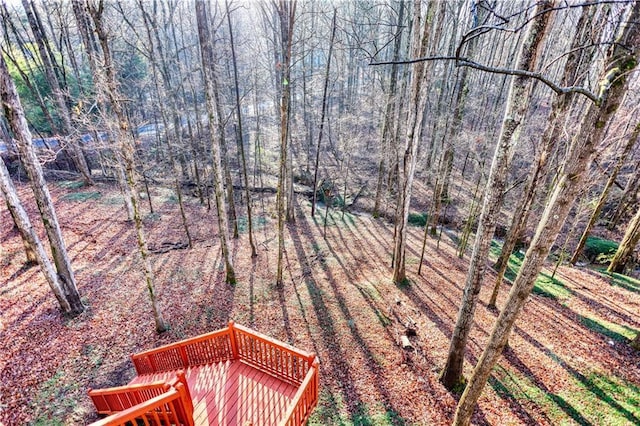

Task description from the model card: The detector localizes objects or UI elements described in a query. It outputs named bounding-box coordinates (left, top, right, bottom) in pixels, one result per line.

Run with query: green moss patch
left=490, top=240, right=571, bottom=300
left=584, top=236, right=618, bottom=264
left=407, top=212, right=428, bottom=227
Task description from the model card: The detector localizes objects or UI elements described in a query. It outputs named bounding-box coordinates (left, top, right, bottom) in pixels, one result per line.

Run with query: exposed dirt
left=0, top=181, right=638, bottom=425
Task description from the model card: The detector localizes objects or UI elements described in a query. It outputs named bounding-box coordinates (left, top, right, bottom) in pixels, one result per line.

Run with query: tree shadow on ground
left=513, top=324, right=640, bottom=425
left=300, top=206, right=497, bottom=424
left=501, top=345, right=592, bottom=425
left=290, top=204, right=411, bottom=424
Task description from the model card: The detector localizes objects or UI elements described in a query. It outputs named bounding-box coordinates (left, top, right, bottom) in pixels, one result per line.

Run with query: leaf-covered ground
left=0, top=181, right=639, bottom=425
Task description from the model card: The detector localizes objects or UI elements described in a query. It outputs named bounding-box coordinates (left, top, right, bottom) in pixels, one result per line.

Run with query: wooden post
left=173, top=370, right=193, bottom=415
left=148, top=355, right=157, bottom=373
left=228, top=320, right=239, bottom=359
left=179, top=346, right=189, bottom=369
left=130, top=354, right=140, bottom=375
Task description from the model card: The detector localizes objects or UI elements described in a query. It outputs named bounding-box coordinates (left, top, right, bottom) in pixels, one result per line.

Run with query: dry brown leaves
left=0, top=182, right=638, bottom=425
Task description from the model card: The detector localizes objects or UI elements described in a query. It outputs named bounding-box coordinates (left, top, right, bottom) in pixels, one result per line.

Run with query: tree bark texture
left=609, top=162, right=640, bottom=229
left=4, top=198, right=37, bottom=264
left=490, top=4, right=602, bottom=306
left=0, top=51, right=85, bottom=316
left=89, top=2, right=168, bottom=332
left=275, top=0, right=296, bottom=286
left=453, top=5, right=640, bottom=424
left=440, top=0, right=553, bottom=391
left=391, top=0, right=434, bottom=285
left=608, top=202, right=640, bottom=273
left=196, top=0, right=236, bottom=284
left=570, top=121, right=640, bottom=264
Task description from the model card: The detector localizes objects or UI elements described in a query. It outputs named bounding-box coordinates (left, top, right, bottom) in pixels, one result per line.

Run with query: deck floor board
left=130, top=360, right=297, bottom=426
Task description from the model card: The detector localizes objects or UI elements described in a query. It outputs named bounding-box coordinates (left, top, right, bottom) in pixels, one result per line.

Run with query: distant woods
left=1, top=0, right=640, bottom=423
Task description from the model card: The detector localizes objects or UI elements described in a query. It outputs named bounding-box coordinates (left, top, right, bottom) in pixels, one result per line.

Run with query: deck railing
left=131, top=327, right=235, bottom=375
left=88, top=381, right=169, bottom=414
left=131, top=321, right=316, bottom=386
left=89, top=383, right=194, bottom=426
left=279, top=357, right=320, bottom=426
left=233, top=323, right=314, bottom=386
left=93, top=321, right=318, bottom=425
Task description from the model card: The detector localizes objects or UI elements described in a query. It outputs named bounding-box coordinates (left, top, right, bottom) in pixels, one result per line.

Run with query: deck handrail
left=131, top=321, right=316, bottom=386
left=131, top=327, right=234, bottom=375
left=279, top=357, right=320, bottom=426
left=88, top=381, right=169, bottom=414
left=232, top=322, right=315, bottom=386
left=88, top=384, right=194, bottom=426
left=99, top=322, right=319, bottom=425
left=88, top=370, right=193, bottom=419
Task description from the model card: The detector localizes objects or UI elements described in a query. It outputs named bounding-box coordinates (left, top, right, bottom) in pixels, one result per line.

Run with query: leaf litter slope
left=0, top=182, right=638, bottom=425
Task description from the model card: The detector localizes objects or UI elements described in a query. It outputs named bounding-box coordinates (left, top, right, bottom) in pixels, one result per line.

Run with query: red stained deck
left=130, top=360, right=298, bottom=425
left=88, top=322, right=319, bottom=426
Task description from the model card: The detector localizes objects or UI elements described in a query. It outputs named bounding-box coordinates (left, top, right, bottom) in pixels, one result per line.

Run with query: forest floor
left=0, top=180, right=639, bottom=426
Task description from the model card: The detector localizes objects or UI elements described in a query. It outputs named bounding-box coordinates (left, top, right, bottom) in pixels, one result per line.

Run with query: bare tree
left=373, top=0, right=407, bottom=218
left=21, top=0, right=93, bottom=185
left=453, top=4, right=640, bottom=424
left=489, top=3, right=603, bottom=307
left=391, top=0, right=436, bottom=285
left=226, top=0, right=257, bottom=257
left=275, top=0, right=296, bottom=287
left=196, top=0, right=236, bottom=284
left=570, top=121, right=640, bottom=264
left=88, top=1, right=168, bottom=332
left=311, top=8, right=337, bottom=217
left=0, top=50, right=84, bottom=316
left=440, top=0, right=553, bottom=391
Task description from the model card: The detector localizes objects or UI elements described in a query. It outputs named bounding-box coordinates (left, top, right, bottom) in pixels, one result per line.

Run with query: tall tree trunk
left=21, top=0, right=93, bottom=185
left=226, top=0, right=257, bottom=257
left=391, top=0, right=434, bottom=284
left=492, top=4, right=602, bottom=298
left=0, top=156, right=82, bottom=312
left=311, top=8, right=337, bottom=217
left=0, top=52, right=85, bottom=316
left=440, top=1, right=553, bottom=391
left=195, top=0, right=236, bottom=284
left=88, top=1, right=168, bottom=332
left=608, top=204, right=640, bottom=274
left=210, top=66, right=239, bottom=239
left=570, top=122, right=640, bottom=264
left=275, top=0, right=296, bottom=287
left=428, top=2, right=483, bottom=236
left=373, top=0, right=406, bottom=218
left=453, top=6, right=640, bottom=424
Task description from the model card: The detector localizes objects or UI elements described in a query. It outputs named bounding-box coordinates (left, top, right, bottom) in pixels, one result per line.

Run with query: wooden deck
left=130, top=360, right=298, bottom=425
left=87, top=322, right=319, bottom=426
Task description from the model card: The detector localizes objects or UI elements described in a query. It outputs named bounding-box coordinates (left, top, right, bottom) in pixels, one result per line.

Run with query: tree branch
left=370, top=55, right=600, bottom=103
